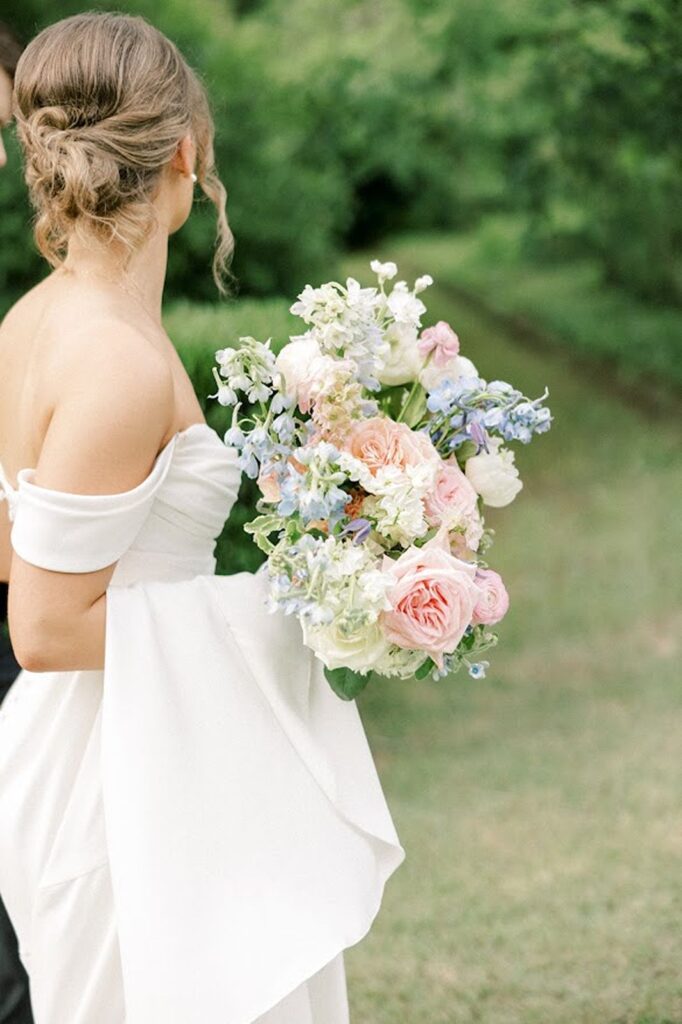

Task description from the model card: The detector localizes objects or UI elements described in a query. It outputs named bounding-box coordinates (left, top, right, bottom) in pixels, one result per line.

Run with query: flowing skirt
left=0, top=572, right=404, bottom=1023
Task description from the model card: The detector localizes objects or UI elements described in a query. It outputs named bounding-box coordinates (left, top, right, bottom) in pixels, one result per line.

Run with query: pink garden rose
left=424, top=460, right=484, bottom=553
left=381, top=531, right=481, bottom=668
left=424, top=460, right=477, bottom=523
left=418, top=321, right=460, bottom=367
left=471, top=569, right=509, bottom=626
left=346, top=417, right=439, bottom=476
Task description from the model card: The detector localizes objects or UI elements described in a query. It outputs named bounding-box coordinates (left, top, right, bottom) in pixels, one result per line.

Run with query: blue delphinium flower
left=272, top=412, right=296, bottom=442
left=275, top=445, right=348, bottom=525
left=426, top=378, right=461, bottom=414
left=224, top=424, right=246, bottom=448
left=500, top=396, right=552, bottom=444
left=340, top=518, right=372, bottom=544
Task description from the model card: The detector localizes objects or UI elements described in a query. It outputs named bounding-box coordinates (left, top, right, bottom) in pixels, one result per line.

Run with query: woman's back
left=0, top=277, right=58, bottom=477
left=0, top=271, right=206, bottom=483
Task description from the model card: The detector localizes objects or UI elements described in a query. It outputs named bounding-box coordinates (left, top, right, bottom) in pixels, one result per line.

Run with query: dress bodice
left=0, top=423, right=241, bottom=585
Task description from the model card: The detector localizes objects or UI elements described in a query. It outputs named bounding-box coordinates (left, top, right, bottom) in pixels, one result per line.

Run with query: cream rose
left=378, top=322, right=424, bottom=386
left=465, top=439, right=522, bottom=508
left=380, top=531, right=481, bottom=668
left=302, top=618, right=391, bottom=673
left=419, top=353, right=478, bottom=393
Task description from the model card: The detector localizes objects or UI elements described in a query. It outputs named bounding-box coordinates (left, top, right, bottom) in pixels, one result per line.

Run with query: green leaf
left=401, top=385, right=427, bottom=429
left=244, top=514, right=280, bottom=536
left=324, top=666, right=371, bottom=701
left=415, top=657, right=434, bottom=680
left=456, top=441, right=478, bottom=464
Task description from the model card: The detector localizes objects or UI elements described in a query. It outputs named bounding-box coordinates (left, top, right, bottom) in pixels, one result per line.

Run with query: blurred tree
left=528, top=0, right=682, bottom=303
left=0, top=0, right=678, bottom=309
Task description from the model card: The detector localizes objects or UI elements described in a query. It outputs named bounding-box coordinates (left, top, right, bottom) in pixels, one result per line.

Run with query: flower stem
left=396, top=380, right=426, bottom=426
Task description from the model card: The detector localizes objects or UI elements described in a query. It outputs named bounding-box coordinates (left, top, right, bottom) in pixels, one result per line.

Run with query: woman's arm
left=0, top=506, right=10, bottom=583
left=8, top=327, right=175, bottom=673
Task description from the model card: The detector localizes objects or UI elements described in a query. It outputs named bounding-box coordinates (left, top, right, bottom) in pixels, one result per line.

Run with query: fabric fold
left=103, top=571, right=405, bottom=1024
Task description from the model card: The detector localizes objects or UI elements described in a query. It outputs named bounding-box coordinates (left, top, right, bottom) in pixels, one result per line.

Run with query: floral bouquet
left=210, top=260, right=551, bottom=699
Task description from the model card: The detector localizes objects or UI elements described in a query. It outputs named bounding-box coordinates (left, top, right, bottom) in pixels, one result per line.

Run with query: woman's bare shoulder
left=33, top=315, right=176, bottom=493
left=1, top=280, right=177, bottom=484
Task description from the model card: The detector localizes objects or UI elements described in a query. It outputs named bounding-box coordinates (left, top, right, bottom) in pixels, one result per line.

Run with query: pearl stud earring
left=191, top=172, right=198, bottom=183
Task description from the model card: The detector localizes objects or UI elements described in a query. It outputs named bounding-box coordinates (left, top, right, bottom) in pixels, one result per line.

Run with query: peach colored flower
left=471, top=569, right=509, bottom=626
left=257, top=471, right=281, bottom=502
left=418, top=321, right=460, bottom=367
left=344, top=488, right=367, bottom=520
left=380, top=530, right=480, bottom=668
left=345, top=417, right=439, bottom=477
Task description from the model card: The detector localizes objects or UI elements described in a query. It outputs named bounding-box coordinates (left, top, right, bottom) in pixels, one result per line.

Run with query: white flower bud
left=465, top=440, right=523, bottom=508
left=370, top=259, right=398, bottom=283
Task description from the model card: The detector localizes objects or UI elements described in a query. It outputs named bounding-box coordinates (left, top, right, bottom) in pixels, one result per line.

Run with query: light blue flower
left=272, top=412, right=296, bottom=442
left=224, top=424, right=246, bottom=448
left=487, top=380, right=521, bottom=401
left=213, top=384, right=237, bottom=407
left=426, top=378, right=461, bottom=413
left=248, top=382, right=273, bottom=404
left=340, top=518, right=372, bottom=544
left=238, top=451, right=259, bottom=479
left=270, top=392, right=291, bottom=415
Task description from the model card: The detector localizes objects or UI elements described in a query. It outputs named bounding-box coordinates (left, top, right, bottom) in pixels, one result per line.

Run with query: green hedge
left=164, top=296, right=296, bottom=574
left=383, top=220, right=682, bottom=393
left=4, top=0, right=678, bottom=311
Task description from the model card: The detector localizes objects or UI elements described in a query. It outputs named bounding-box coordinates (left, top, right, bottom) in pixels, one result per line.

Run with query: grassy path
left=341, top=256, right=682, bottom=1023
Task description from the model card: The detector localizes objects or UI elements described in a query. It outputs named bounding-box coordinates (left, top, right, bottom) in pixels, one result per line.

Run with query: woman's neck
left=61, top=222, right=170, bottom=324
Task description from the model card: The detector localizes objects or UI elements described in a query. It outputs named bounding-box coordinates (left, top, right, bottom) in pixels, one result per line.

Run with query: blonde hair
left=13, top=12, right=233, bottom=292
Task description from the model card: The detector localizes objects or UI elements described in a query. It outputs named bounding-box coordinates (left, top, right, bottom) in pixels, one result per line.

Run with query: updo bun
left=13, top=12, right=232, bottom=291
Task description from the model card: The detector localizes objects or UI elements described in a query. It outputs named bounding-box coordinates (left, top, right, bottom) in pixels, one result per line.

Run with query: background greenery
left=2, top=2, right=682, bottom=340
left=1, top=1, right=681, bottom=1020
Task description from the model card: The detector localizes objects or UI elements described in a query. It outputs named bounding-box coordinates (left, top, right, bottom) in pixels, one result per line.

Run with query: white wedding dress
left=0, top=422, right=405, bottom=1024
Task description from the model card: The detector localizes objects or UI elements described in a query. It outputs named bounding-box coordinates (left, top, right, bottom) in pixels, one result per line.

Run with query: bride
left=0, top=13, right=404, bottom=1024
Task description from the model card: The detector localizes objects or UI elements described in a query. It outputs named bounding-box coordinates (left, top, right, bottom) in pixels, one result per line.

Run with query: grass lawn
left=340, top=255, right=682, bottom=1023
left=166, top=259, right=681, bottom=1021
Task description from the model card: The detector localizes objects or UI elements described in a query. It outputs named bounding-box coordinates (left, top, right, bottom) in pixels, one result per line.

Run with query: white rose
left=419, top=354, right=478, bottom=393
left=302, top=618, right=391, bottom=673
left=274, top=335, right=323, bottom=401
left=373, top=645, right=428, bottom=679
left=378, top=322, right=424, bottom=386
left=275, top=336, right=339, bottom=412
left=465, top=439, right=523, bottom=508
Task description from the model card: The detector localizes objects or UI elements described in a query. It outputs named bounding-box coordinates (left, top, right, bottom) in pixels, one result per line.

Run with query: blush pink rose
left=471, top=569, right=509, bottom=626
left=346, top=417, right=439, bottom=476
left=381, top=530, right=481, bottom=668
left=424, top=460, right=483, bottom=553
left=418, top=321, right=460, bottom=367
left=424, top=460, right=478, bottom=525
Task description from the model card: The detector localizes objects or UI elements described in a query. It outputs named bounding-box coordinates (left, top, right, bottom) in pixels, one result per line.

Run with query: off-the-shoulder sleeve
left=10, top=438, right=176, bottom=573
